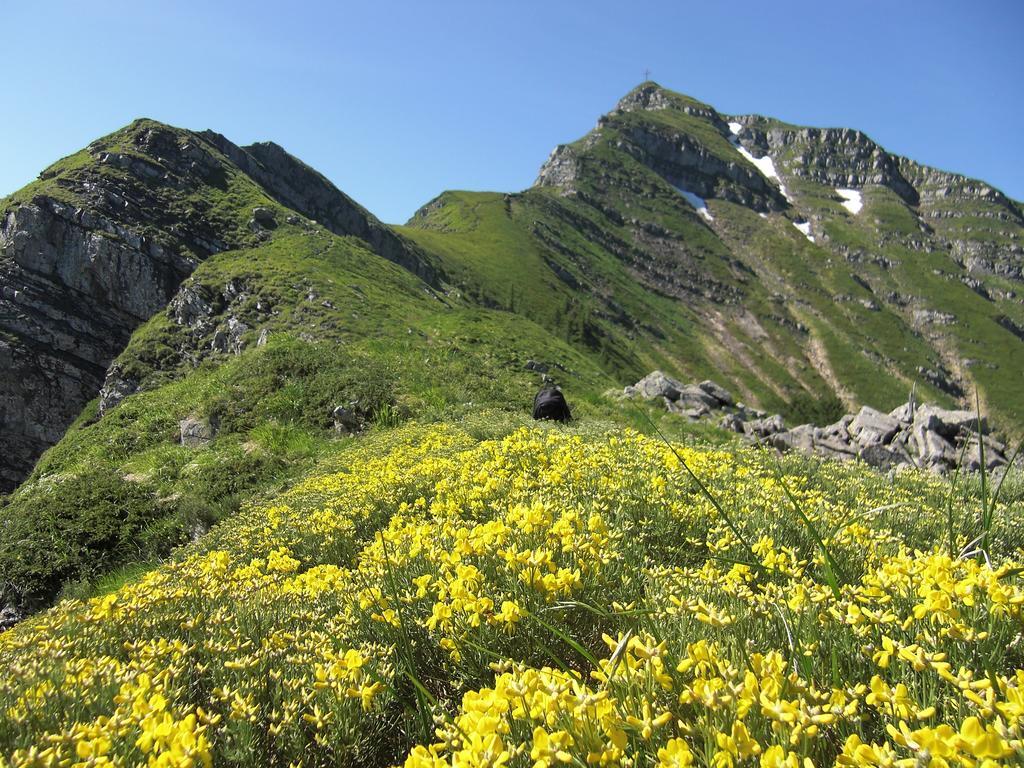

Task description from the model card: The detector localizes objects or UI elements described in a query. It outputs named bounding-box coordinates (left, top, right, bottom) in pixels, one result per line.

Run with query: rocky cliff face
left=200, top=134, right=440, bottom=286
left=0, top=120, right=440, bottom=492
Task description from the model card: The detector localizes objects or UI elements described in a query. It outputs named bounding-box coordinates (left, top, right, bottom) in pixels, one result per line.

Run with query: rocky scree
left=625, top=371, right=1012, bottom=475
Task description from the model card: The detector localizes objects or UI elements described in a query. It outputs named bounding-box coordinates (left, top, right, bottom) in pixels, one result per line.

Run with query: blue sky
left=3, top=1, right=1021, bottom=223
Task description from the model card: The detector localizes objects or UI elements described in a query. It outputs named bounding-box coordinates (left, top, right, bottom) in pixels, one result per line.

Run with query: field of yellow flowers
left=2, top=420, right=1023, bottom=767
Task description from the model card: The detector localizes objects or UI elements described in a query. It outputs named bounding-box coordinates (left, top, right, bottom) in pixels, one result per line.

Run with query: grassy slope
left=404, top=85, right=1023, bottom=432
left=0, top=223, right=614, bottom=610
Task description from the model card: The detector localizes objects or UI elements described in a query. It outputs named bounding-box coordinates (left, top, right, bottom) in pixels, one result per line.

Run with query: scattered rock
left=677, top=385, right=721, bottom=411
left=624, top=370, right=683, bottom=401
left=169, top=286, right=214, bottom=329
left=743, top=414, right=785, bottom=438
left=698, top=380, right=734, bottom=406
left=332, top=405, right=362, bottom=434
left=848, top=406, right=899, bottom=446
left=226, top=317, right=249, bottom=355
left=625, top=370, right=1006, bottom=475
left=914, top=309, right=956, bottom=325
left=98, top=367, right=139, bottom=414
left=0, top=604, right=22, bottom=632
left=859, top=444, right=912, bottom=471
left=911, top=426, right=956, bottom=468
left=251, top=206, right=277, bottom=228
left=524, top=360, right=550, bottom=374
left=718, top=413, right=744, bottom=433
left=888, top=401, right=915, bottom=424
left=180, top=416, right=216, bottom=447
left=913, top=405, right=986, bottom=438
left=256, top=328, right=270, bottom=347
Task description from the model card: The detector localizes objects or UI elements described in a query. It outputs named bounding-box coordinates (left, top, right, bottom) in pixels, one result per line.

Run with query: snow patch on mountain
left=675, top=187, right=714, bottom=221
left=727, top=124, right=792, bottom=202
left=793, top=221, right=814, bottom=242
left=836, top=188, right=863, bottom=214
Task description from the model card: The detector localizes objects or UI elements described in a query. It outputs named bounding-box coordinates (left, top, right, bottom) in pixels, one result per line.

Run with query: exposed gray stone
left=849, top=406, right=899, bottom=446
left=179, top=416, right=216, bottom=447
left=888, top=401, right=915, bottom=424
left=677, top=385, right=720, bottom=410
left=698, top=380, right=734, bottom=406
left=743, top=414, right=785, bottom=438
left=0, top=604, right=22, bottom=632
left=911, top=425, right=956, bottom=467
left=815, top=435, right=858, bottom=460
left=251, top=206, right=277, bottom=228
left=98, top=366, right=139, bottom=414
left=962, top=436, right=1008, bottom=472
left=332, top=405, right=362, bottom=434
left=226, top=317, right=249, bottom=355
left=624, top=370, right=684, bottom=401
left=859, top=444, right=912, bottom=471
left=779, top=424, right=815, bottom=452
left=913, top=405, right=986, bottom=438
left=169, top=286, right=214, bottom=329
left=718, top=413, right=745, bottom=433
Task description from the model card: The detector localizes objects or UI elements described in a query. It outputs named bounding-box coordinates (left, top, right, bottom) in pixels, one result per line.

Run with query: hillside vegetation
left=2, top=82, right=1024, bottom=766
left=2, top=419, right=1023, bottom=766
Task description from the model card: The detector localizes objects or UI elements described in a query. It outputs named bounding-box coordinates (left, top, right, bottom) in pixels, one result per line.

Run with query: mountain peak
left=614, top=82, right=717, bottom=117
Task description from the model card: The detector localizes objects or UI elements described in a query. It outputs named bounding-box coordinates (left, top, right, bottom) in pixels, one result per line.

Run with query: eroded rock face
left=0, top=119, right=444, bottom=492
left=0, top=196, right=206, bottom=490
left=202, top=134, right=441, bottom=287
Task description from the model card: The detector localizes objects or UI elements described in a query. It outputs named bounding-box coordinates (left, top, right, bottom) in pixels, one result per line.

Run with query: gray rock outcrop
left=625, top=371, right=1009, bottom=475
left=0, top=119, right=446, bottom=492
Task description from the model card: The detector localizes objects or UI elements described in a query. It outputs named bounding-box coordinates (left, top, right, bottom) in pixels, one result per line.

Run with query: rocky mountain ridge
left=0, top=119, right=437, bottom=491
left=1, top=84, right=1022, bottom=496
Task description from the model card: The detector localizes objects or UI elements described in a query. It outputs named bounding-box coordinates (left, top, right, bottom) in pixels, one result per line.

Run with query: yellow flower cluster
left=1, top=422, right=1021, bottom=767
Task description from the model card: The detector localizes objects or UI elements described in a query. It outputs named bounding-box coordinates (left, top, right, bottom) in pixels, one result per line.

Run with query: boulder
left=815, top=435, right=858, bottom=460
left=0, top=604, right=22, bottom=632
left=819, top=414, right=854, bottom=442
left=697, top=380, right=734, bottom=406
left=524, top=360, right=550, bottom=374
left=859, top=444, right=912, bottom=472
left=913, top=405, right=986, bottom=438
left=769, top=431, right=796, bottom=452
left=180, top=416, right=216, bottom=447
left=625, top=371, right=684, bottom=402
left=849, top=406, right=899, bottom=446
left=677, top=385, right=721, bottom=410
left=718, top=413, right=745, bottom=433
left=98, top=368, right=139, bottom=415
left=962, top=436, right=1008, bottom=472
left=333, top=405, right=362, bottom=434
left=169, top=286, right=213, bottom=329
left=888, top=402, right=915, bottom=424
left=911, top=425, right=956, bottom=468
left=251, top=206, right=278, bottom=228
left=743, top=414, right=785, bottom=438
left=736, top=402, right=767, bottom=419
left=785, top=424, right=817, bottom=452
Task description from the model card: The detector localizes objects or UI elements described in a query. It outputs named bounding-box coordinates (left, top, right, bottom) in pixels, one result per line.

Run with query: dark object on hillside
left=533, top=388, right=572, bottom=422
